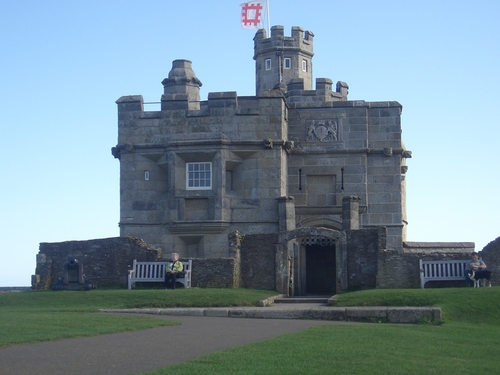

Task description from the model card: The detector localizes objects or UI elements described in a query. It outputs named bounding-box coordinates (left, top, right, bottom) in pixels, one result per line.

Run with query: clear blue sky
left=1, top=0, right=499, bottom=286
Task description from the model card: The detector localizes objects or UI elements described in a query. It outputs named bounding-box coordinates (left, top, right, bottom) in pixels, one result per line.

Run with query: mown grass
left=3, top=287, right=500, bottom=374
left=143, top=287, right=500, bottom=375
left=0, top=288, right=276, bottom=347
left=146, top=323, right=499, bottom=375
left=333, top=287, right=500, bottom=325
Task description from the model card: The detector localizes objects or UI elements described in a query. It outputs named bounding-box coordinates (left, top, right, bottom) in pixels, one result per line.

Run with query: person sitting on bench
left=164, top=252, right=183, bottom=290
left=469, top=252, right=487, bottom=272
left=467, top=252, right=490, bottom=286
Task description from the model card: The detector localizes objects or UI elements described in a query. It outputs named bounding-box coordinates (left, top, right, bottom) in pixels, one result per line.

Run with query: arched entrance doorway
left=303, top=236, right=336, bottom=295
left=277, top=227, right=347, bottom=297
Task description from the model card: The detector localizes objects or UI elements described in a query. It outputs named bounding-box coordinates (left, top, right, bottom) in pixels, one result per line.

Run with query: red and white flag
left=241, top=1, right=267, bottom=29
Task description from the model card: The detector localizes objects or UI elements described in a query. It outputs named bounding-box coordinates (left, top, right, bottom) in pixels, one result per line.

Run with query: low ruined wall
left=34, top=237, right=162, bottom=289
left=377, top=242, right=475, bottom=288
left=120, top=258, right=238, bottom=289
left=34, top=234, right=490, bottom=291
left=376, top=249, right=421, bottom=289
left=346, top=228, right=382, bottom=290
left=240, top=233, right=277, bottom=290
left=34, top=236, right=242, bottom=290
left=189, top=258, right=238, bottom=288
left=479, top=237, right=500, bottom=284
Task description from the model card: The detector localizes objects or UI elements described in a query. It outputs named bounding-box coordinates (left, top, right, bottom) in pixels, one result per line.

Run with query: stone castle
left=35, top=26, right=491, bottom=292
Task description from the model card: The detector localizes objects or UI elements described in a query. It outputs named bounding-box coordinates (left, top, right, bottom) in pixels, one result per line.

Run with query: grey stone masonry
left=31, top=25, right=481, bottom=293
left=111, top=25, right=412, bottom=291
left=342, top=196, right=361, bottom=230
left=105, top=25, right=478, bottom=294
left=376, top=242, right=476, bottom=288
left=480, top=237, right=500, bottom=286
left=254, top=26, right=314, bottom=94
left=33, top=237, right=162, bottom=290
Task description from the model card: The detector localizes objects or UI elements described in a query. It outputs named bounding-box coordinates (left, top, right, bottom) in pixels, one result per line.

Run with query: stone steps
left=103, top=305, right=443, bottom=324
left=273, top=296, right=330, bottom=304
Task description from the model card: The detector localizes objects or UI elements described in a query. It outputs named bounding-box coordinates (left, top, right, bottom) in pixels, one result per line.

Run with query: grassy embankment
left=2, top=287, right=499, bottom=374
left=145, top=288, right=500, bottom=375
left=0, top=288, right=275, bottom=347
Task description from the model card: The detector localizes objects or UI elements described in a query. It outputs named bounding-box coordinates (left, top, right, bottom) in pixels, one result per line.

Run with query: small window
left=187, top=162, right=212, bottom=190
left=265, top=58, right=271, bottom=70
left=226, top=170, right=233, bottom=191
left=144, top=171, right=150, bottom=181
left=302, top=60, right=308, bottom=72
left=284, top=58, right=291, bottom=69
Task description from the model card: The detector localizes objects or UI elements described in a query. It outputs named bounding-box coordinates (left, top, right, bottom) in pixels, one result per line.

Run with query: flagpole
left=266, top=0, right=271, bottom=36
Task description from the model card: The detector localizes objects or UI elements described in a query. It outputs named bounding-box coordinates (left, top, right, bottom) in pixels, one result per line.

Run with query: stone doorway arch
left=303, top=236, right=336, bottom=295
left=277, top=227, right=347, bottom=296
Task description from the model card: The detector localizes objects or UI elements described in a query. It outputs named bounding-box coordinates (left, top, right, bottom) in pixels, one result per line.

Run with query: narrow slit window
left=302, top=59, right=308, bottom=72
left=226, top=170, right=233, bottom=191
left=284, top=58, right=291, bottom=69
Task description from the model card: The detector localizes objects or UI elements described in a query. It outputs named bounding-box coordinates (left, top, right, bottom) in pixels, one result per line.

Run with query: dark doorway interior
left=306, top=244, right=336, bottom=295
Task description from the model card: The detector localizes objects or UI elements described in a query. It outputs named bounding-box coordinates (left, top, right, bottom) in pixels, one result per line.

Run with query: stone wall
left=376, top=242, right=475, bottom=288
left=189, top=258, right=238, bottom=288
left=34, top=236, right=243, bottom=290
left=35, top=234, right=493, bottom=292
left=346, top=228, right=382, bottom=290
left=115, top=257, right=238, bottom=289
left=240, top=233, right=277, bottom=290
left=34, top=237, right=162, bottom=290
left=376, top=249, right=421, bottom=289
left=479, top=237, right=500, bottom=284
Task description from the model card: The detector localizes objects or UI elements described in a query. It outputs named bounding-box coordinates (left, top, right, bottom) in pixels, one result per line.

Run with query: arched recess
left=297, top=216, right=343, bottom=231
left=276, top=227, right=347, bottom=296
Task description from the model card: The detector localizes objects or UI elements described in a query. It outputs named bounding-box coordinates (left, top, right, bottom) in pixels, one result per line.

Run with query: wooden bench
left=128, top=259, right=192, bottom=290
left=419, top=259, right=469, bottom=288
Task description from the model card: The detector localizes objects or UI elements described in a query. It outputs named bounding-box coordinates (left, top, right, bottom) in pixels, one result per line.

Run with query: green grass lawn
left=143, top=287, right=500, bottom=375
left=2, top=287, right=500, bottom=375
left=0, top=288, right=276, bottom=347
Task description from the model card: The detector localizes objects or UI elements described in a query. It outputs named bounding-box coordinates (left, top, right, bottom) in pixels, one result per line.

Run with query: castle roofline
left=253, top=25, right=314, bottom=59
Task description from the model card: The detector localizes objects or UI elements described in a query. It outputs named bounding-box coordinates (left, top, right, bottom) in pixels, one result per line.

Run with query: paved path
left=0, top=314, right=352, bottom=375
left=0, top=301, right=438, bottom=374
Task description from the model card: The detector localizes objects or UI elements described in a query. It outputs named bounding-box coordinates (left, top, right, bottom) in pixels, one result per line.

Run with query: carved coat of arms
left=306, top=120, right=338, bottom=142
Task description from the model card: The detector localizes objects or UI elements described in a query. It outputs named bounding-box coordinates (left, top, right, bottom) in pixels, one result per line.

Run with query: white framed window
left=284, top=58, right=291, bottom=69
left=144, top=171, right=150, bottom=181
left=187, top=162, right=212, bottom=190
left=265, top=58, right=271, bottom=70
left=302, top=59, right=308, bottom=72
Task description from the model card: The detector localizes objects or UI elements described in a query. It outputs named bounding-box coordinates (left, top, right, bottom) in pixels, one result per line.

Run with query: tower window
left=265, top=58, right=271, bottom=70
left=302, top=59, right=308, bottom=72
left=144, top=171, right=150, bottom=181
left=187, top=162, right=212, bottom=190
left=226, top=170, right=233, bottom=191
left=284, top=58, right=291, bottom=69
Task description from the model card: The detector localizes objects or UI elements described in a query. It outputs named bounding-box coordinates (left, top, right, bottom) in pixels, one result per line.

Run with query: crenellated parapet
left=254, top=26, right=315, bottom=94
left=253, top=25, right=314, bottom=58
left=285, top=78, right=349, bottom=104
left=116, top=95, right=144, bottom=112
left=253, top=26, right=347, bottom=102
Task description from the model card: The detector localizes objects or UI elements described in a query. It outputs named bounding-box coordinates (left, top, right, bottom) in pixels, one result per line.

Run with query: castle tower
left=161, top=59, right=202, bottom=110
left=253, top=25, right=314, bottom=94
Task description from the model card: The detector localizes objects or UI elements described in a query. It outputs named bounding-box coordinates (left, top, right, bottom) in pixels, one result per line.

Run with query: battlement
left=285, top=78, right=349, bottom=104
left=116, top=90, right=284, bottom=117
left=254, top=26, right=315, bottom=94
left=253, top=25, right=314, bottom=58
left=116, top=80, right=349, bottom=116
